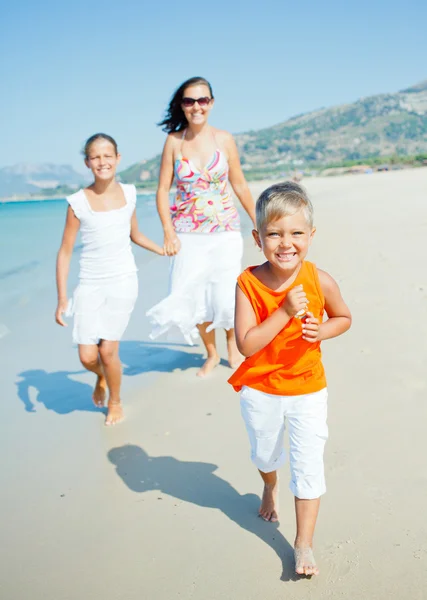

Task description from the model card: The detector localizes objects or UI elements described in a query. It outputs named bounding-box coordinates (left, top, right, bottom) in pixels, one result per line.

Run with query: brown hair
left=83, top=133, right=118, bottom=159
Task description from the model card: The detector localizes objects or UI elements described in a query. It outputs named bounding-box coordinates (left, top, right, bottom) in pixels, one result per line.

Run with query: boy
left=228, top=182, right=351, bottom=576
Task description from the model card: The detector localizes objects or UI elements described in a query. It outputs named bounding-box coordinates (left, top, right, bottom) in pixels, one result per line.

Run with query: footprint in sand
left=322, top=540, right=359, bottom=585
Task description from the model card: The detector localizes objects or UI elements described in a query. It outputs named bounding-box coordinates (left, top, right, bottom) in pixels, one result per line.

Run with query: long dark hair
left=158, top=77, right=214, bottom=134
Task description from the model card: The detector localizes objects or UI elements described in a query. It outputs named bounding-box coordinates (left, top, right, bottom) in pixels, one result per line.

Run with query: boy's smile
left=253, top=210, right=315, bottom=273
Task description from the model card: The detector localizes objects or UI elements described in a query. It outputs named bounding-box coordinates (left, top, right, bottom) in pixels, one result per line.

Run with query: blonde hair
left=256, top=181, right=314, bottom=231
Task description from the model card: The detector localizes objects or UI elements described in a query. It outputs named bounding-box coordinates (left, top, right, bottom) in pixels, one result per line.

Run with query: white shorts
left=67, top=273, right=138, bottom=345
left=240, top=385, right=328, bottom=499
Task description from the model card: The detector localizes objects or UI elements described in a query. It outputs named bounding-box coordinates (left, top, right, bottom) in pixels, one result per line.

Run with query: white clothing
left=66, top=183, right=138, bottom=345
left=69, top=274, right=138, bottom=345
left=240, top=385, right=328, bottom=499
left=146, top=231, right=243, bottom=345
left=67, top=183, right=137, bottom=282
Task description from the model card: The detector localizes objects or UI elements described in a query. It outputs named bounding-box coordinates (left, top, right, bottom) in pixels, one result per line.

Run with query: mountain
left=120, top=79, right=427, bottom=185
left=0, top=163, right=87, bottom=197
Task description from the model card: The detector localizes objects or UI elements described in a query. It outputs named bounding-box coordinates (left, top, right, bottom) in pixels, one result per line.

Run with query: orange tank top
left=228, top=261, right=327, bottom=396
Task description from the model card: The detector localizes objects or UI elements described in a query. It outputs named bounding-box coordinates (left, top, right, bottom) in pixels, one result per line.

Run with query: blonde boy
left=229, top=182, right=351, bottom=576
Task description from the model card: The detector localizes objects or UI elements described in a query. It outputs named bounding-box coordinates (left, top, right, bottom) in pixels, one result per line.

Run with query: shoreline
left=2, top=165, right=426, bottom=203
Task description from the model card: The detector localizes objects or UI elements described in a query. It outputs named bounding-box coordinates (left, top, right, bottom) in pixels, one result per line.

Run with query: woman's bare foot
left=196, top=355, right=221, bottom=377
left=92, top=375, right=107, bottom=408
left=294, top=545, right=319, bottom=576
left=227, top=337, right=244, bottom=369
left=105, top=401, right=124, bottom=426
left=259, top=482, right=279, bottom=522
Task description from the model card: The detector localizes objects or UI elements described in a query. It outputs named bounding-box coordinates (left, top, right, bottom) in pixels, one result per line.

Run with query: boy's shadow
left=119, top=341, right=228, bottom=376
left=16, top=369, right=102, bottom=415
left=108, top=444, right=300, bottom=582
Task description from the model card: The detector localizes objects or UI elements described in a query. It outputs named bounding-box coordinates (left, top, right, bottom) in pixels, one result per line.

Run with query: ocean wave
left=0, top=259, right=40, bottom=280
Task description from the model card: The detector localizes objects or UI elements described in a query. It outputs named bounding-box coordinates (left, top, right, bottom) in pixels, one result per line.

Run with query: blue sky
left=1, top=0, right=426, bottom=172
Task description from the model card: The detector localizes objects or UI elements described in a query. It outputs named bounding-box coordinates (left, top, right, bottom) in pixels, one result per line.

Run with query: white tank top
left=67, top=183, right=137, bottom=282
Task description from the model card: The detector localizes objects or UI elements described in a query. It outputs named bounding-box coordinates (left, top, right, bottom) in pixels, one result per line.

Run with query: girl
left=147, top=76, right=256, bottom=377
left=55, top=133, right=163, bottom=425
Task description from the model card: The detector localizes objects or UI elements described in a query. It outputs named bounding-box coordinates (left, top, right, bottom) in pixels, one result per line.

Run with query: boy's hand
left=301, top=312, right=321, bottom=342
left=282, top=285, right=308, bottom=317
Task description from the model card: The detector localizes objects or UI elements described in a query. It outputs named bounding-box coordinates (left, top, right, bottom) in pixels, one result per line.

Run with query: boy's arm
left=235, top=283, right=308, bottom=357
left=302, top=270, right=351, bottom=343
left=130, top=210, right=164, bottom=255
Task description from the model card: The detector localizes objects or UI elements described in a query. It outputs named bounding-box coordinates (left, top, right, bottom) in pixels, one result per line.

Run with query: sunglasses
left=181, top=96, right=212, bottom=108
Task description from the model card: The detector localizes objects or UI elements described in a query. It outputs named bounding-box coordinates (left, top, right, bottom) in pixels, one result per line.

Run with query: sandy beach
left=1, top=168, right=426, bottom=599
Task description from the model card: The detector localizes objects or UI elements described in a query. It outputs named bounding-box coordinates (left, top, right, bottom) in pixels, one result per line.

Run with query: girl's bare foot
left=92, top=375, right=107, bottom=407
left=196, top=355, right=221, bottom=377
left=105, top=401, right=124, bottom=426
left=259, top=482, right=279, bottom=522
left=227, top=338, right=243, bottom=369
left=294, top=545, right=319, bottom=576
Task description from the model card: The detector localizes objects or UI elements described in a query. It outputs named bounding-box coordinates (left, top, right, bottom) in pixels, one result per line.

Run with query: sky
left=1, top=0, right=427, bottom=173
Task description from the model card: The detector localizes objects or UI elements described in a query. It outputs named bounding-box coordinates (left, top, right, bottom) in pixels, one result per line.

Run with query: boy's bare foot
left=92, top=375, right=107, bottom=408
left=105, top=401, right=124, bottom=426
left=259, top=482, right=279, bottom=522
left=227, top=338, right=243, bottom=369
left=294, top=545, right=319, bottom=576
left=196, top=355, right=220, bottom=377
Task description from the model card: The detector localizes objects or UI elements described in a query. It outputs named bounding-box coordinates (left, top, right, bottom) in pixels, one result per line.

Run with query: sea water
left=0, top=195, right=162, bottom=335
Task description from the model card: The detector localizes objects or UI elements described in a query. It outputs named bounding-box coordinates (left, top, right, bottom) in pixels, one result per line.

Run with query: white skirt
left=147, top=231, right=243, bottom=345
left=66, top=273, right=138, bottom=345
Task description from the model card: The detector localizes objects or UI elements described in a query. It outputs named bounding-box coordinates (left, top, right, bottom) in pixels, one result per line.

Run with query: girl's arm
left=55, top=206, right=80, bottom=326
left=156, top=135, right=180, bottom=256
left=235, top=284, right=308, bottom=357
left=225, top=133, right=256, bottom=226
left=130, top=210, right=164, bottom=255
left=301, top=270, right=352, bottom=343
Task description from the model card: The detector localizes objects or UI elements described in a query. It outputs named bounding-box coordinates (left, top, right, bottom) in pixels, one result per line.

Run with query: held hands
left=55, top=298, right=68, bottom=327
left=281, top=284, right=308, bottom=318
left=301, top=312, right=322, bottom=343
left=163, top=233, right=181, bottom=257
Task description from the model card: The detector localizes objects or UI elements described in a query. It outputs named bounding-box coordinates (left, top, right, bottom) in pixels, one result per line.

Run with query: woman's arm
left=301, top=270, right=352, bottom=343
left=156, top=135, right=180, bottom=256
left=225, top=133, right=256, bottom=226
left=55, top=206, right=80, bottom=326
left=235, top=284, right=309, bottom=357
left=130, top=210, right=164, bottom=255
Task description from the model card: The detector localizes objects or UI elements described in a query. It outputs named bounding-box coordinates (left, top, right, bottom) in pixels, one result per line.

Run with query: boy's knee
left=251, top=447, right=286, bottom=473
left=290, top=459, right=326, bottom=499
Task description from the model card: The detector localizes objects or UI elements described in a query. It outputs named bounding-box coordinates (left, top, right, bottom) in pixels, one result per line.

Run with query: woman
left=147, top=76, right=256, bottom=377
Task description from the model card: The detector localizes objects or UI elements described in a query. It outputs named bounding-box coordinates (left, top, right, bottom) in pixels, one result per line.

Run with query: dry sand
left=1, top=168, right=426, bottom=599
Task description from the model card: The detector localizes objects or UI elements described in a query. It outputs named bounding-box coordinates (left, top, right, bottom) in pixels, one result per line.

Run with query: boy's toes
left=294, top=547, right=318, bottom=577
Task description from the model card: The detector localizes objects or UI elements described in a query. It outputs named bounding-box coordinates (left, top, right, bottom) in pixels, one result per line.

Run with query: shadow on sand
left=108, top=444, right=300, bottom=582
left=15, top=341, right=227, bottom=415
left=119, top=340, right=228, bottom=376
left=16, top=369, right=102, bottom=415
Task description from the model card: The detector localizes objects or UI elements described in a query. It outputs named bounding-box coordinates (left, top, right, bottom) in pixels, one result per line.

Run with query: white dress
left=147, top=136, right=243, bottom=345
left=66, top=183, right=138, bottom=345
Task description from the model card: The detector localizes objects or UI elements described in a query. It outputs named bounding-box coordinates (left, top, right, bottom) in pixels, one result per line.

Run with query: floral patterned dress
left=172, top=147, right=240, bottom=234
